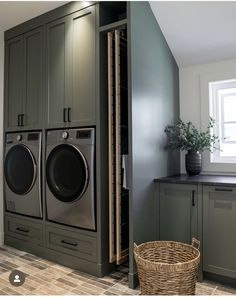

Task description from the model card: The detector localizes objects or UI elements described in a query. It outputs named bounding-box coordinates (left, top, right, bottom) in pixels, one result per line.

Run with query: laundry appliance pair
left=4, top=128, right=95, bottom=230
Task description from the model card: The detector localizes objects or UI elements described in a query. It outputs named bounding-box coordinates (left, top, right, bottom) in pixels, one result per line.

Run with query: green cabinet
left=5, top=35, right=23, bottom=130
left=5, top=27, right=43, bottom=131
left=203, top=185, right=236, bottom=279
left=159, top=183, right=198, bottom=244
left=46, top=17, right=69, bottom=128
left=46, top=6, right=96, bottom=129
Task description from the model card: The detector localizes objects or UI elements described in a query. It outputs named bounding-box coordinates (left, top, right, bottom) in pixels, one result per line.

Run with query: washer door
left=46, top=144, right=89, bottom=203
left=4, top=144, right=37, bottom=195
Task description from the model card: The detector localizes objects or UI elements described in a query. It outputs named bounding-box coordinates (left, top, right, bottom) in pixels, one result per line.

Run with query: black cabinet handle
left=68, top=108, right=71, bottom=122
left=215, top=188, right=232, bottom=192
left=192, top=190, right=195, bottom=206
left=17, top=114, right=20, bottom=127
left=61, top=240, right=78, bottom=247
left=16, top=227, right=29, bottom=233
left=63, top=108, right=67, bottom=122
left=21, top=114, right=24, bottom=126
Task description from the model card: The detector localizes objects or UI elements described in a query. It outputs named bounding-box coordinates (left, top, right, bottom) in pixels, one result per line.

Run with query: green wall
left=128, top=1, right=180, bottom=287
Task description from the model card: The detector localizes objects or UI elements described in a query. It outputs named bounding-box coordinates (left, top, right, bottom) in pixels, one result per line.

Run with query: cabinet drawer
left=45, top=226, right=97, bottom=262
left=5, top=216, right=43, bottom=245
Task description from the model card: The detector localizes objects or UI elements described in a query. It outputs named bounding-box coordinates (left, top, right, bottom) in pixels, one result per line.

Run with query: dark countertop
left=154, top=174, right=236, bottom=186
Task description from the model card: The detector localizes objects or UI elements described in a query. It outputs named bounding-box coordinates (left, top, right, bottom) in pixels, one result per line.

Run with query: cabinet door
left=46, top=17, right=70, bottom=128
left=160, top=183, right=198, bottom=244
left=23, top=27, right=43, bottom=129
left=68, top=6, right=96, bottom=127
left=5, top=36, right=24, bottom=131
left=203, top=185, right=236, bottom=279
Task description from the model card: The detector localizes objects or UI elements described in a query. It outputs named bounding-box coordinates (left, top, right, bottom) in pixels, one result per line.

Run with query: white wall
left=0, top=32, right=4, bottom=245
left=180, top=58, right=236, bottom=174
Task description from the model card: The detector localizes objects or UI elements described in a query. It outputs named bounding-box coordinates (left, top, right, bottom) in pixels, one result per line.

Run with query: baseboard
left=128, top=271, right=139, bottom=289
left=0, top=232, right=4, bottom=246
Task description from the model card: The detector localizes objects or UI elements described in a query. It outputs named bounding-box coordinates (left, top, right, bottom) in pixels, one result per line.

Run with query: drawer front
left=45, top=226, right=97, bottom=262
left=5, top=216, right=43, bottom=245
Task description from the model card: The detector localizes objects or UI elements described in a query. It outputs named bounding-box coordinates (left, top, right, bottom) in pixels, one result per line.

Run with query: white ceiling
left=0, top=1, right=67, bottom=33
left=150, top=1, right=236, bottom=67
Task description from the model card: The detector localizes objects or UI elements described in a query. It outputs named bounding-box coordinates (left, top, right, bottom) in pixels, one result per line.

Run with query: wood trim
left=108, top=31, right=116, bottom=264
left=115, top=30, right=122, bottom=265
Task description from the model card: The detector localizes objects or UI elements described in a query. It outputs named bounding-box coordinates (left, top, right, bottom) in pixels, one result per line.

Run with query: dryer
left=45, top=128, right=95, bottom=230
left=4, top=131, right=42, bottom=218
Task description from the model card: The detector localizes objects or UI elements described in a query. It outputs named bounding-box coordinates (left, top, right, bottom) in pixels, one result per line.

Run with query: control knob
left=16, top=134, right=22, bottom=141
left=62, top=132, right=69, bottom=139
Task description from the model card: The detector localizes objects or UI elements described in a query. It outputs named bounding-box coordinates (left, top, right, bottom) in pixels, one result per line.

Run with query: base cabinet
left=45, top=225, right=97, bottom=262
left=159, top=183, right=198, bottom=244
left=5, top=215, right=43, bottom=246
left=4, top=214, right=104, bottom=277
left=203, top=186, right=236, bottom=279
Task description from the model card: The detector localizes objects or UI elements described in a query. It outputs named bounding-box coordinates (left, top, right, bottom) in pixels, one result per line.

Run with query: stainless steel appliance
left=45, top=128, right=95, bottom=230
left=4, top=131, right=42, bottom=218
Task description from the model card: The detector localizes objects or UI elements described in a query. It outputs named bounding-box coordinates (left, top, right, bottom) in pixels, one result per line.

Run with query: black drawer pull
left=61, top=240, right=78, bottom=247
left=215, top=188, right=233, bottom=192
left=68, top=107, right=71, bottom=122
left=192, top=190, right=195, bottom=206
left=63, top=108, right=67, bottom=122
left=16, top=227, right=29, bottom=233
left=20, top=114, right=24, bottom=126
left=17, top=114, right=20, bottom=127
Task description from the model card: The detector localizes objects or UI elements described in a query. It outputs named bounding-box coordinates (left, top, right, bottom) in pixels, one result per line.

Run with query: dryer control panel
left=49, top=128, right=95, bottom=146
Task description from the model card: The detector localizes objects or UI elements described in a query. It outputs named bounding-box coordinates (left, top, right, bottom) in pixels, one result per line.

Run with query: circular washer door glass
left=46, top=144, right=88, bottom=203
left=4, top=145, right=37, bottom=195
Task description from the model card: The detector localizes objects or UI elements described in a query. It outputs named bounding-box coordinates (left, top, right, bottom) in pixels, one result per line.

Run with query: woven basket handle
left=192, top=238, right=200, bottom=250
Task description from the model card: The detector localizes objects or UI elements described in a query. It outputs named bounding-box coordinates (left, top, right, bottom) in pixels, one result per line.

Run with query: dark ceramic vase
left=185, top=150, right=202, bottom=175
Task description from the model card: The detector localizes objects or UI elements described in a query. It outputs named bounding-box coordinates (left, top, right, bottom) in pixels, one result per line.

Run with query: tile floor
left=0, top=245, right=235, bottom=295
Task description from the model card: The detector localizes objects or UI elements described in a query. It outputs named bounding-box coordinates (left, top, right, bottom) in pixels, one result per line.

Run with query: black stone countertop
left=154, top=174, right=236, bottom=187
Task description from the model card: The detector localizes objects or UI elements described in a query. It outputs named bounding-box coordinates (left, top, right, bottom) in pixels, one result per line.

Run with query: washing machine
left=45, top=128, right=95, bottom=230
left=4, top=131, right=42, bottom=218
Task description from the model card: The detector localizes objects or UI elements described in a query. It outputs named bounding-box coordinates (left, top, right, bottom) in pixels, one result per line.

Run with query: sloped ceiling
left=150, top=1, right=236, bottom=67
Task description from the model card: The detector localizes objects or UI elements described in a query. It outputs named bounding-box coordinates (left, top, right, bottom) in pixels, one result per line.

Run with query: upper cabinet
left=5, top=27, right=43, bottom=131
left=46, top=17, right=69, bottom=128
left=46, top=6, right=96, bottom=129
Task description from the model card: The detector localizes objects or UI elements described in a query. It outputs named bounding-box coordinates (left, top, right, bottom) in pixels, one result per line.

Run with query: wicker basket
left=134, top=238, right=200, bottom=295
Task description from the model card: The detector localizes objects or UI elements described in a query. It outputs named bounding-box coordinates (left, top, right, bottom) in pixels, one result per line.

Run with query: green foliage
left=165, top=117, right=220, bottom=152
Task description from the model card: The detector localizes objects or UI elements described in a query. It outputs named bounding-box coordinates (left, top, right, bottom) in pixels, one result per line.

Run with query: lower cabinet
left=5, top=215, right=43, bottom=246
left=45, top=226, right=97, bottom=262
left=203, top=185, right=236, bottom=279
left=159, top=183, right=198, bottom=244
left=4, top=214, right=102, bottom=277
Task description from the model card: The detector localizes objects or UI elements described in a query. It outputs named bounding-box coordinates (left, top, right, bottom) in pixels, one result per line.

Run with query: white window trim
left=200, top=70, right=236, bottom=173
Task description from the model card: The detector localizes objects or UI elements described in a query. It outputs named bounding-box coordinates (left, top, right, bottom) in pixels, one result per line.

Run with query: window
left=209, top=79, right=236, bottom=163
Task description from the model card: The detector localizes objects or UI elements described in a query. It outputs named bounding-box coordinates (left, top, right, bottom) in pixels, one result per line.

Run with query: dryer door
left=4, top=144, right=37, bottom=195
left=46, top=144, right=89, bottom=203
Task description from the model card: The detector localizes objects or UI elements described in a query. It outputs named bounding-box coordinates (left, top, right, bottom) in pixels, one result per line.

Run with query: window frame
left=209, top=79, right=236, bottom=163
left=196, top=69, right=236, bottom=173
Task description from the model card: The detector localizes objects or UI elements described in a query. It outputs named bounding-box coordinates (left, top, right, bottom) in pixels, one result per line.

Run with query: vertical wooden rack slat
left=108, top=28, right=129, bottom=266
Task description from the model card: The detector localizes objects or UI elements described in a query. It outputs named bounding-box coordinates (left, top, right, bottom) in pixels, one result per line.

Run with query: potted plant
left=165, top=118, right=220, bottom=175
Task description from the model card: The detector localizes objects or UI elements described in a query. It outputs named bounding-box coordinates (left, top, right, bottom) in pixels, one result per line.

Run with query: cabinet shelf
left=99, top=19, right=127, bottom=33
